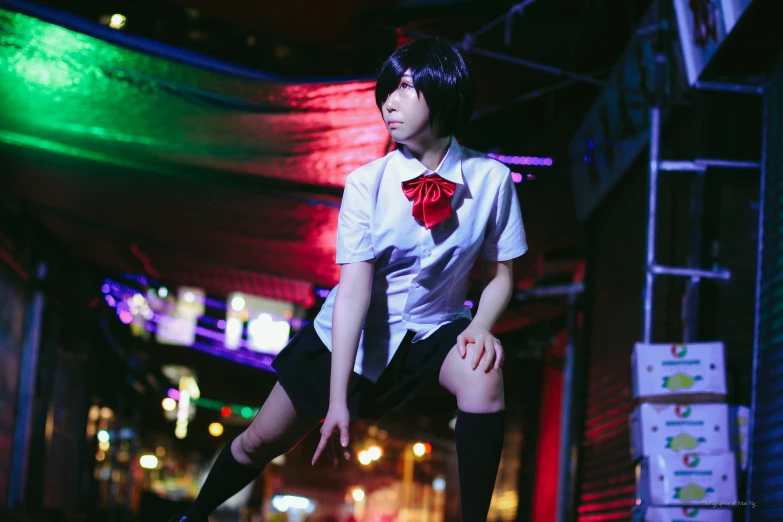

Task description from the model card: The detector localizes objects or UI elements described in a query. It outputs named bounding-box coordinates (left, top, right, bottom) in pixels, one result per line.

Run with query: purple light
left=101, top=283, right=111, bottom=294
left=168, top=388, right=180, bottom=400
left=193, top=341, right=275, bottom=372
left=526, top=173, right=536, bottom=181
left=204, top=296, right=226, bottom=309
left=489, top=153, right=553, bottom=167
left=118, top=310, right=133, bottom=325
left=315, top=287, right=331, bottom=299
left=217, top=320, right=226, bottom=330
left=511, top=172, right=523, bottom=183
left=290, top=318, right=309, bottom=330
left=105, top=295, right=116, bottom=308
left=122, top=273, right=150, bottom=287
left=464, top=300, right=474, bottom=308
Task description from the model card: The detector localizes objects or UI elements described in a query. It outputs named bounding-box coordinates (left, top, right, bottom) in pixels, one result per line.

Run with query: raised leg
left=440, top=343, right=506, bottom=522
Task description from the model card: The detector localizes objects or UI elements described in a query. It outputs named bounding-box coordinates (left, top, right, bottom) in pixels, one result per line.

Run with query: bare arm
left=456, top=260, right=514, bottom=371
left=329, top=260, right=374, bottom=406
left=471, top=260, right=514, bottom=331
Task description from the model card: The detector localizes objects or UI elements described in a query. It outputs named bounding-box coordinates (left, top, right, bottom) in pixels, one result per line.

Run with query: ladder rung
left=660, top=159, right=761, bottom=172
left=694, top=158, right=761, bottom=169
left=693, top=81, right=764, bottom=95
left=650, top=265, right=731, bottom=280
left=660, top=161, right=707, bottom=172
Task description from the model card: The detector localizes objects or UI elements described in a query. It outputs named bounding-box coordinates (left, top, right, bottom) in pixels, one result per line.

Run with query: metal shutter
left=577, top=163, right=647, bottom=522
left=748, top=56, right=783, bottom=521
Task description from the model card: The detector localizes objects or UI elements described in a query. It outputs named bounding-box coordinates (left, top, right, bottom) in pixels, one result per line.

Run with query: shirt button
left=413, top=282, right=421, bottom=288
left=423, top=249, right=432, bottom=258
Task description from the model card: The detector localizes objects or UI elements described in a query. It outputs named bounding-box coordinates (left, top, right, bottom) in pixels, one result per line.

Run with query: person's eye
left=400, top=82, right=412, bottom=90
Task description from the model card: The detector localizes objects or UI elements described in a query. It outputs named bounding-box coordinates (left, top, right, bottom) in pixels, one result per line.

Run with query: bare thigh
left=438, top=343, right=505, bottom=413
left=232, top=382, right=320, bottom=466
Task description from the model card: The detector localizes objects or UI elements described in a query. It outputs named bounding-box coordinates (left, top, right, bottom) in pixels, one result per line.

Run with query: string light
left=488, top=153, right=553, bottom=166
left=412, top=442, right=431, bottom=457
left=208, top=422, right=224, bottom=437
left=358, top=451, right=372, bottom=465
left=103, top=277, right=308, bottom=330
left=196, top=397, right=261, bottom=419
left=109, top=14, right=126, bottom=30
left=139, top=455, right=158, bottom=469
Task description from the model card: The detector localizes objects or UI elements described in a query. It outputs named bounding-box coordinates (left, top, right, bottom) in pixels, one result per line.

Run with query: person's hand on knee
left=457, top=325, right=504, bottom=373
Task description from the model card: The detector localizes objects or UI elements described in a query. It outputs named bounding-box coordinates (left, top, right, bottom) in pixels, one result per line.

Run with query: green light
left=0, top=9, right=215, bottom=171
left=0, top=8, right=382, bottom=192
left=191, top=398, right=262, bottom=418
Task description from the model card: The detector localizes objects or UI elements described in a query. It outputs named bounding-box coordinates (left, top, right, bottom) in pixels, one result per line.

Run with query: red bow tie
left=401, top=174, right=457, bottom=229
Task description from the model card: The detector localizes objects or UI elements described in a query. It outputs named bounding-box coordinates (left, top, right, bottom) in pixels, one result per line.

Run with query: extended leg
left=179, top=383, right=318, bottom=521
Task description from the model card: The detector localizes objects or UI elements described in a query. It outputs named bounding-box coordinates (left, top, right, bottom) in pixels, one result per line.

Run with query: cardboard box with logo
left=636, top=453, right=738, bottom=506
left=630, top=403, right=732, bottom=462
left=631, top=342, right=727, bottom=399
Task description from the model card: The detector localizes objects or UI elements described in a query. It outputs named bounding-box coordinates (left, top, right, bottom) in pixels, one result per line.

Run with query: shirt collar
left=396, top=136, right=463, bottom=185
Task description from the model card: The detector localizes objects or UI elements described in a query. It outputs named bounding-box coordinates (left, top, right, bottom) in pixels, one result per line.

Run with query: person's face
left=382, top=69, right=436, bottom=145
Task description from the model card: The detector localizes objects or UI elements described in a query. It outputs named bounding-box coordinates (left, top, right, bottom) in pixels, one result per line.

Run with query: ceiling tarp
left=0, top=2, right=396, bottom=303
left=0, top=3, right=390, bottom=188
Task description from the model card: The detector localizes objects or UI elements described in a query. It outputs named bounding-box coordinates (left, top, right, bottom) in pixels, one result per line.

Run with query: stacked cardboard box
left=629, top=342, right=746, bottom=522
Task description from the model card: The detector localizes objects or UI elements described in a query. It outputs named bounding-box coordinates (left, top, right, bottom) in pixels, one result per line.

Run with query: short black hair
left=375, top=37, right=474, bottom=137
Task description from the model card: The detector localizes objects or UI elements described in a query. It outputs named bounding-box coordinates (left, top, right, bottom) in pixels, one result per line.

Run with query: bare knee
left=232, top=429, right=287, bottom=467
left=231, top=431, right=264, bottom=467
left=456, top=371, right=504, bottom=413
left=445, top=344, right=505, bottom=413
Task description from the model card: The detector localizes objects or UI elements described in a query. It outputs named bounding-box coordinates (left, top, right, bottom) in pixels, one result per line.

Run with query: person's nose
left=384, top=91, right=399, bottom=114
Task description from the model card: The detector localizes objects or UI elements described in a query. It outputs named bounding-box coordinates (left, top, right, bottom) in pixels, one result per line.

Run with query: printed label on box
left=636, top=453, right=737, bottom=506
left=631, top=403, right=731, bottom=461
left=632, top=342, right=727, bottom=399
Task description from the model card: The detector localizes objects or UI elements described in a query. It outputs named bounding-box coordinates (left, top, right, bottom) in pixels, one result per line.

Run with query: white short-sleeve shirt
left=313, top=136, right=528, bottom=381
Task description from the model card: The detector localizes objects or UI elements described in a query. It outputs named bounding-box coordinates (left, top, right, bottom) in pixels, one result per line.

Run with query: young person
left=171, top=36, right=527, bottom=522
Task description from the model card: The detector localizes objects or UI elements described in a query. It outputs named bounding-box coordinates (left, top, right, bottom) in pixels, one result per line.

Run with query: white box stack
left=630, top=342, right=743, bottom=521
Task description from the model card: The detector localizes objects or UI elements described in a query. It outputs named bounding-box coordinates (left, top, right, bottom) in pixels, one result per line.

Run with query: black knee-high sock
left=455, top=410, right=505, bottom=522
left=184, top=441, right=263, bottom=520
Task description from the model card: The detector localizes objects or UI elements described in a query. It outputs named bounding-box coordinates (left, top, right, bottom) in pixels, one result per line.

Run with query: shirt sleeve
left=482, top=171, right=528, bottom=262
left=335, top=174, right=375, bottom=264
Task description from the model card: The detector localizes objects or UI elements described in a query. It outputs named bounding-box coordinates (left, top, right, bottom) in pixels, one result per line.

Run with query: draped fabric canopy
left=0, top=6, right=393, bottom=306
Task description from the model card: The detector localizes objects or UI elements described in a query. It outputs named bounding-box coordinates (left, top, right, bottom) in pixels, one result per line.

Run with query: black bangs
left=375, top=37, right=474, bottom=137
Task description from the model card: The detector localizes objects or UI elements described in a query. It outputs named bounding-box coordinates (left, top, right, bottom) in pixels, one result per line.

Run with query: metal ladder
left=642, top=97, right=762, bottom=344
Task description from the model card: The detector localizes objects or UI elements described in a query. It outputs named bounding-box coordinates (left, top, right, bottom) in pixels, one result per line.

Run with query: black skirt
left=271, top=317, right=471, bottom=420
